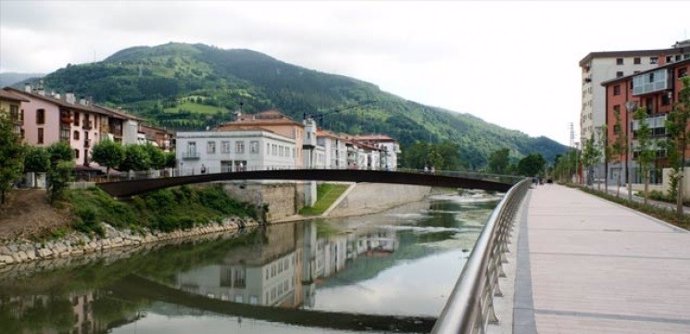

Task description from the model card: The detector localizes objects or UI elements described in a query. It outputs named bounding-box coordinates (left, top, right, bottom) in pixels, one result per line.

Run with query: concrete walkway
left=515, top=184, right=690, bottom=333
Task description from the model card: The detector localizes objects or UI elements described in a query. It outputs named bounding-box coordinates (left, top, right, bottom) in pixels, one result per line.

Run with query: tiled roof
left=0, top=89, right=30, bottom=102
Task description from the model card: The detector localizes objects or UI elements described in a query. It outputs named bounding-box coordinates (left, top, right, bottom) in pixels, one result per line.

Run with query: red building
left=603, top=59, right=690, bottom=184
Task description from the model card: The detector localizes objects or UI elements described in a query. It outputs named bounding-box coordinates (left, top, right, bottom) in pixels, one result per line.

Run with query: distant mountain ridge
left=0, top=72, right=45, bottom=87
left=33, top=42, right=566, bottom=168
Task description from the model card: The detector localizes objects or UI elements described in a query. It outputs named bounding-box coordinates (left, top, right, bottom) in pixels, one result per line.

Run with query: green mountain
left=36, top=42, right=566, bottom=168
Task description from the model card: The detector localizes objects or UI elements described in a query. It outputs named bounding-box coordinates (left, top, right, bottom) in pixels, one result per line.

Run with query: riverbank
left=0, top=216, right=260, bottom=268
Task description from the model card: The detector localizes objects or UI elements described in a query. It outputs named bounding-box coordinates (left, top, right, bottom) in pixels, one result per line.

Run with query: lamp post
left=625, top=100, right=638, bottom=201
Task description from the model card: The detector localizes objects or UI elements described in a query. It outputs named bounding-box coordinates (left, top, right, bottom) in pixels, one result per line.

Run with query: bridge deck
left=515, top=184, right=690, bottom=333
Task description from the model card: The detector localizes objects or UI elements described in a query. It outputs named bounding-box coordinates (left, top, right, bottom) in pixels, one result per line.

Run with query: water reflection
left=0, top=192, right=498, bottom=333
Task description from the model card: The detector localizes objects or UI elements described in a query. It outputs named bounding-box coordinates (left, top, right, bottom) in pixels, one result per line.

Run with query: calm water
left=0, top=191, right=499, bottom=334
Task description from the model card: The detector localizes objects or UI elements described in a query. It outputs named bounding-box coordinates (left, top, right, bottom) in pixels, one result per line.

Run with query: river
left=0, top=190, right=499, bottom=334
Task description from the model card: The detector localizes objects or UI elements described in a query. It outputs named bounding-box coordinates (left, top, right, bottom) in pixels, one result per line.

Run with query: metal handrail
left=431, top=179, right=530, bottom=334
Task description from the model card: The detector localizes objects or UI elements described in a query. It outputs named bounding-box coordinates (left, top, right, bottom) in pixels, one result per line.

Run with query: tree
left=517, top=153, right=546, bottom=177
left=91, top=139, right=125, bottom=180
left=0, top=113, right=26, bottom=204
left=142, top=143, right=166, bottom=169
left=581, top=133, right=602, bottom=187
left=23, top=146, right=50, bottom=187
left=634, top=106, right=654, bottom=205
left=46, top=142, right=75, bottom=203
left=164, top=151, right=177, bottom=168
left=119, top=144, right=151, bottom=171
left=610, top=107, right=627, bottom=197
left=665, top=76, right=690, bottom=216
left=47, top=160, right=74, bottom=203
left=488, top=148, right=510, bottom=174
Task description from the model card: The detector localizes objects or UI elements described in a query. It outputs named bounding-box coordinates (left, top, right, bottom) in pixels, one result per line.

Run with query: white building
left=352, top=135, right=400, bottom=170
left=176, top=130, right=297, bottom=174
left=578, top=42, right=690, bottom=180
left=317, top=130, right=348, bottom=169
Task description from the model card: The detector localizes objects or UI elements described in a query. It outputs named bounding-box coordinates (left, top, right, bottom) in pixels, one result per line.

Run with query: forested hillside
left=34, top=42, right=566, bottom=168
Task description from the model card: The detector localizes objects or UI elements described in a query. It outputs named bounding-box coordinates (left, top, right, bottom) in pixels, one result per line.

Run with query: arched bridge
left=97, top=169, right=516, bottom=197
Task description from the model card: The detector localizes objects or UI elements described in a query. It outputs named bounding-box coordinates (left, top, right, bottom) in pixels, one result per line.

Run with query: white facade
left=580, top=56, right=661, bottom=146
left=375, top=142, right=400, bottom=170
left=176, top=130, right=296, bottom=174
left=317, top=135, right=347, bottom=169
left=122, top=119, right=139, bottom=145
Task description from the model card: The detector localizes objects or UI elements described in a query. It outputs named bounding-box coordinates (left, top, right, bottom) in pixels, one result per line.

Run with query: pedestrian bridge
left=97, top=169, right=516, bottom=197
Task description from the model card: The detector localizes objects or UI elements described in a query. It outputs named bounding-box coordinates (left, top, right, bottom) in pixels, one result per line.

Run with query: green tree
left=0, top=113, right=26, bottom=204
left=581, top=133, right=602, bottom=187
left=164, top=151, right=177, bottom=168
left=517, top=153, right=546, bottom=177
left=120, top=144, right=151, bottom=171
left=23, top=146, right=50, bottom=187
left=91, top=139, right=125, bottom=180
left=488, top=148, right=510, bottom=174
left=46, top=142, right=75, bottom=203
left=665, top=76, right=690, bottom=216
left=610, top=107, right=627, bottom=197
left=143, top=143, right=166, bottom=169
left=634, top=106, right=654, bottom=205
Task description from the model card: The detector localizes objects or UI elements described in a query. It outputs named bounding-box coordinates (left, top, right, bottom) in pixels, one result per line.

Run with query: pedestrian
left=424, top=165, right=429, bottom=173
left=201, top=164, right=207, bottom=174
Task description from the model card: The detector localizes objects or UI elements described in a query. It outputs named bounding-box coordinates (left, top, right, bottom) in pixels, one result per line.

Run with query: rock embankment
left=0, top=217, right=259, bottom=267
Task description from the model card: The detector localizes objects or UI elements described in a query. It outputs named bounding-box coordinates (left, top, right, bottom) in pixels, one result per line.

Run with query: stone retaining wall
left=0, top=216, right=259, bottom=268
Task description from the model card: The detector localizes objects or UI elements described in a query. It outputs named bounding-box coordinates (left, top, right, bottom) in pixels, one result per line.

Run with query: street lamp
left=625, top=100, right=638, bottom=201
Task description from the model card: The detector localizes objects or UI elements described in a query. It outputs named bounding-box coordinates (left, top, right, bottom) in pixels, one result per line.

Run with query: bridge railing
left=76, top=165, right=519, bottom=185
left=431, top=178, right=530, bottom=334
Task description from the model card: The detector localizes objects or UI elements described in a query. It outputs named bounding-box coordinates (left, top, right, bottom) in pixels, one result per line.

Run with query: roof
left=316, top=129, right=345, bottom=139
left=217, top=109, right=304, bottom=129
left=352, top=134, right=397, bottom=142
left=0, top=89, right=30, bottom=102
left=579, top=46, right=688, bottom=67
left=4, top=87, right=111, bottom=116
left=94, top=105, right=145, bottom=121
left=600, top=58, right=690, bottom=86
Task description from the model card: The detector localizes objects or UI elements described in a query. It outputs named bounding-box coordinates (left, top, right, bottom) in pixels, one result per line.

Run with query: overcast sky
left=1, top=1, right=689, bottom=145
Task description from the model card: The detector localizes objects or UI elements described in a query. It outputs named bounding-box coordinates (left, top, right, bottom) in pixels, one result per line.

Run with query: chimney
left=65, top=93, right=76, bottom=104
left=24, top=83, right=32, bottom=93
left=54, top=93, right=61, bottom=99
left=37, top=88, right=45, bottom=96
left=79, top=98, right=87, bottom=105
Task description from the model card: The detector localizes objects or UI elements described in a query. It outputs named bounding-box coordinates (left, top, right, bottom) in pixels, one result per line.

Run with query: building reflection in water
left=174, top=221, right=399, bottom=309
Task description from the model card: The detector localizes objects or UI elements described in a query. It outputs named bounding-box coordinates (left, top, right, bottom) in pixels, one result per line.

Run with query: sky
left=1, top=1, right=689, bottom=146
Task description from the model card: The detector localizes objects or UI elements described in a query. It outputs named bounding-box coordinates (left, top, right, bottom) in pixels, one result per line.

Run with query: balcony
left=82, top=121, right=93, bottom=130
left=84, top=139, right=91, bottom=148
left=632, top=69, right=670, bottom=96
left=182, top=151, right=200, bottom=160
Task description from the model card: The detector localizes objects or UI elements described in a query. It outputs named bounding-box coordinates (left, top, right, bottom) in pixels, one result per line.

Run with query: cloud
left=2, top=0, right=689, bottom=145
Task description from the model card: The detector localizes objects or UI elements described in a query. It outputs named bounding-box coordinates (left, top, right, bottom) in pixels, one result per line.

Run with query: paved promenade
left=515, top=184, right=690, bottom=333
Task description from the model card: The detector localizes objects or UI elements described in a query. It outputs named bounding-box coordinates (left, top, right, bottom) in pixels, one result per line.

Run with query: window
left=634, top=57, right=641, bottom=65
left=667, top=56, right=673, bottom=63
left=650, top=57, right=658, bottom=64
left=235, top=141, right=245, bottom=153
left=250, top=141, right=259, bottom=154
left=207, top=141, right=216, bottom=154
left=279, top=146, right=284, bottom=157
left=37, top=128, right=44, bottom=144
left=9, top=105, right=19, bottom=121
left=267, top=143, right=270, bottom=153
left=20, top=109, right=24, bottom=123
left=272, top=144, right=277, bottom=156
left=616, top=58, right=624, bottom=65
left=73, top=112, right=79, bottom=126
left=187, top=141, right=197, bottom=154
left=221, top=141, right=231, bottom=153
left=613, top=85, right=621, bottom=96
left=36, top=109, right=45, bottom=124
left=73, top=130, right=79, bottom=140
left=662, top=93, right=671, bottom=106
left=292, top=148, right=295, bottom=158
left=75, top=149, right=79, bottom=159
left=60, top=126, right=69, bottom=142
left=616, top=71, right=624, bottom=78
left=20, top=129, right=24, bottom=139
left=679, top=68, right=688, bottom=78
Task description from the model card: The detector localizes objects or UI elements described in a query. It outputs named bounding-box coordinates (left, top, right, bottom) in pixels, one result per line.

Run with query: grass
left=163, top=101, right=228, bottom=115
left=299, top=183, right=350, bottom=216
